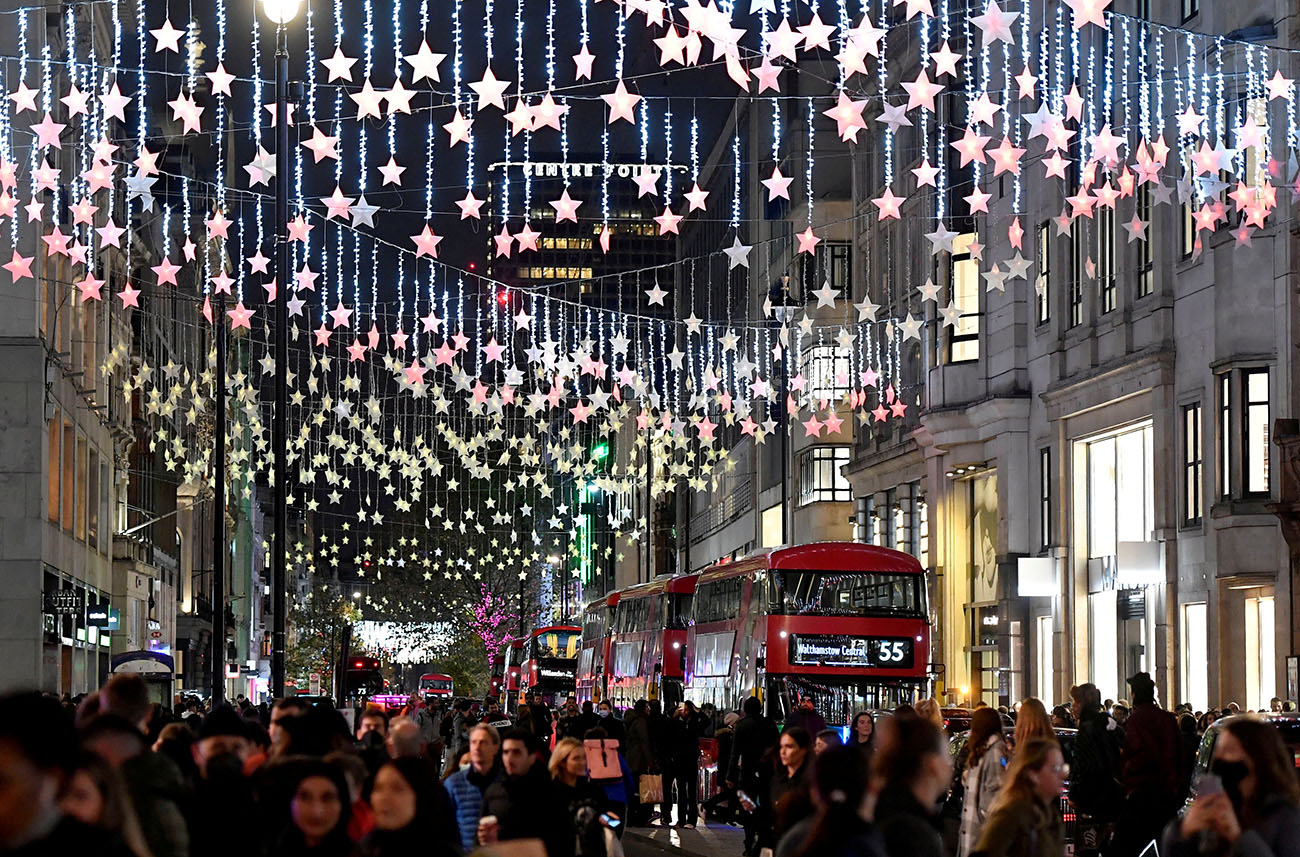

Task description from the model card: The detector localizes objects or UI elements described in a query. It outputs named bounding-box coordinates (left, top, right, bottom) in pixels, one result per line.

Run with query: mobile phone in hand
left=1196, top=773, right=1223, bottom=798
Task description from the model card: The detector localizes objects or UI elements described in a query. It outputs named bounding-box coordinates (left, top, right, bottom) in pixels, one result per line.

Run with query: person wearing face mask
left=596, top=700, right=626, bottom=744
left=1162, top=717, right=1300, bottom=857
left=972, top=738, right=1068, bottom=857
left=361, top=757, right=461, bottom=857
left=873, top=714, right=953, bottom=857
left=273, top=760, right=356, bottom=857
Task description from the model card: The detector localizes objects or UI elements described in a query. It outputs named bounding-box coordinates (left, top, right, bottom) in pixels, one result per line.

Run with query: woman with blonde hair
left=1011, top=697, right=1053, bottom=754
left=550, top=736, right=624, bottom=856
left=915, top=698, right=945, bottom=732
left=973, top=738, right=1068, bottom=857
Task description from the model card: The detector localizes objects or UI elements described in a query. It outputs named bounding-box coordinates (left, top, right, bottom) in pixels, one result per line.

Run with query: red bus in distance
left=418, top=673, right=454, bottom=699
left=577, top=591, right=619, bottom=703
left=519, top=625, right=581, bottom=709
left=686, top=542, right=930, bottom=726
left=604, top=574, right=699, bottom=708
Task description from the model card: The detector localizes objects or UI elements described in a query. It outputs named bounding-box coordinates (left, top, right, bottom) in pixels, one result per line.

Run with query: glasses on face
left=1050, top=763, right=1070, bottom=776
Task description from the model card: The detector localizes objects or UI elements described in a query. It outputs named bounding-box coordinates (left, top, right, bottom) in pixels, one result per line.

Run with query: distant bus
left=604, top=574, right=699, bottom=708
left=519, top=625, right=580, bottom=709
left=418, top=673, right=454, bottom=699
left=576, top=592, right=619, bottom=703
left=342, top=655, right=384, bottom=701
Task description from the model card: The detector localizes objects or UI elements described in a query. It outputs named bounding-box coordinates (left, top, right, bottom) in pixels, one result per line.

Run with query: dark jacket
left=647, top=711, right=673, bottom=771
left=359, top=824, right=462, bottom=857
left=728, top=713, right=780, bottom=784
left=770, top=759, right=814, bottom=841
left=1070, top=705, right=1124, bottom=819
left=123, top=749, right=191, bottom=857
left=1120, top=702, right=1183, bottom=804
left=667, top=714, right=704, bottom=770
left=973, top=797, right=1065, bottom=857
left=1161, top=795, right=1300, bottom=857
left=623, top=710, right=653, bottom=771
left=271, top=827, right=357, bottom=857
left=874, top=784, right=944, bottom=857
left=4, top=815, right=131, bottom=857
left=189, top=765, right=258, bottom=857
left=481, top=763, right=571, bottom=857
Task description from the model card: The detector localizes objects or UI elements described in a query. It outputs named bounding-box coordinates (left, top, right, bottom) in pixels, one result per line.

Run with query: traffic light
left=591, top=441, right=609, bottom=462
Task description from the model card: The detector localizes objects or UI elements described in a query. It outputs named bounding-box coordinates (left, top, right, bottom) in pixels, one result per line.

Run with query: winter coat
left=123, top=750, right=191, bottom=857
left=770, top=759, right=814, bottom=842
left=1070, top=706, right=1124, bottom=820
left=874, top=784, right=944, bottom=857
left=958, top=735, right=1007, bottom=857
left=1121, top=702, right=1183, bottom=805
left=775, top=815, right=888, bottom=857
left=444, top=762, right=503, bottom=851
left=727, top=713, right=780, bottom=785
left=973, top=796, right=1065, bottom=857
left=1161, top=795, right=1300, bottom=857
left=784, top=707, right=828, bottom=737
left=667, top=714, right=704, bottom=770
left=481, top=763, right=571, bottom=857
left=623, top=710, right=654, bottom=771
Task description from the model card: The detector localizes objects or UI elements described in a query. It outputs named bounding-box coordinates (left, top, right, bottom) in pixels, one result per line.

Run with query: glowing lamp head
left=260, top=0, right=302, bottom=25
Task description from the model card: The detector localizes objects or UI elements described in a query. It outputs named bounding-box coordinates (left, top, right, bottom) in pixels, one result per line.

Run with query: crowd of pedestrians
left=4, top=673, right=1300, bottom=857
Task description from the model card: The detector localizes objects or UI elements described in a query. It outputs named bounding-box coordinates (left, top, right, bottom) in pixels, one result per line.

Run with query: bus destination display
left=787, top=634, right=914, bottom=668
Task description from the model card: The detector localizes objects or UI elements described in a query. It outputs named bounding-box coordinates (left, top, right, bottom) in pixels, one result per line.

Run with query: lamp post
left=260, top=0, right=300, bottom=699
left=211, top=291, right=227, bottom=705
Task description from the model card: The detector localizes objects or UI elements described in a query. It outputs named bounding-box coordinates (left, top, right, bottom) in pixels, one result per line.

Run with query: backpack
left=584, top=738, right=623, bottom=782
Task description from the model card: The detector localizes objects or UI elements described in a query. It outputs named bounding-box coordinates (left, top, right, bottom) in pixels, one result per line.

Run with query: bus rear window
left=772, top=571, right=924, bottom=617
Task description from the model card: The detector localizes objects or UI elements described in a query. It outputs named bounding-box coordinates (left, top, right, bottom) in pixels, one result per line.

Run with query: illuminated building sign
left=788, top=634, right=914, bottom=669
left=487, top=161, right=690, bottom=181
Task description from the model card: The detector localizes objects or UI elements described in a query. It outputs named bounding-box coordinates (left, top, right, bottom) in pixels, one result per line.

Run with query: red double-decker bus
left=502, top=640, right=524, bottom=714
left=519, top=625, right=581, bottom=709
left=604, top=574, right=699, bottom=708
left=685, top=542, right=930, bottom=725
left=418, top=673, right=454, bottom=700
left=577, top=592, right=619, bottom=703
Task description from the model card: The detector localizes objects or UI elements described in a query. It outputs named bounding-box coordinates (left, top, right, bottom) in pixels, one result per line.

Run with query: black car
left=1182, top=713, right=1300, bottom=814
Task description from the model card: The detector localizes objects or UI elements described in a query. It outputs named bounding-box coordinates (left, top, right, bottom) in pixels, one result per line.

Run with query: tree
left=467, top=583, right=519, bottom=668
left=287, top=583, right=361, bottom=691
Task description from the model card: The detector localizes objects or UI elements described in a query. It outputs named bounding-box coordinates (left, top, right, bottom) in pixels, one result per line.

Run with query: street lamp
left=260, top=0, right=302, bottom=24
left=259, top=0, right=296, bottom=700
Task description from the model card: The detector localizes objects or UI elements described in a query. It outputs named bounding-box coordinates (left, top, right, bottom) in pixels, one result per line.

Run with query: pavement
left=623, top=819, right=746, bottom=857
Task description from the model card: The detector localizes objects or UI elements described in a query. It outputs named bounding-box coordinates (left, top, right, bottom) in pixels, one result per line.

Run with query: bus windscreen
left=771, top=570, right=924, bottom=617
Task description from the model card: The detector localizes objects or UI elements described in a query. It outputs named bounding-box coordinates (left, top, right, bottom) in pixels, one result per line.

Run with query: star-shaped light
left=378, top=156, right=406, bottom=186
left=150, top=19, right=184, bottom=53
left=515, top=224, right=540, bottom=252
left=3, top=250, right=33, bottom=281
left=470, top=68, right=511, bottom=110
left=31, top=113, right=65, bottom=149
left=405, top=40, right=446, bottom=83
left=762, top=165, right=793, bottom=201
left=912, top=159, right=940, bottom=188
left=321, top=47, right=358, bottom=82
left=602, top=80, right=641, bottom=125
left=328, top=301, right=353, bottom=329
left=206, top=62, right=235, bottom=97
left=411, top=225, right=443, bottom=258
left=724, top=235, right=752, bottom=269
left=753, top=58, right=782, bottom=93
left=653, top=206, right=683, bottom=235
left=633, top=169, right=661, bottom=197
left=1064, top=0, right=1112, bottom=29
left=549, top=190, right=583, bottom=223
left=301, top=126, right=340, bottom=162
left=901, top=70, right=943, bottom=112
left=762, top=19, right=803, bottom=61
left=383, top=80, right=415, bottom=115
left=456, top=190, right=485, bottom=220
left=970, top=1, right=1019, bottom=44
left=322, top=186, right=354, bottom=221
left=645, top=285, right=668, bottom=305
left=1176, top=104, right=1206, bottom=137
left=1266, top=69, right=1294, bottom=101
left=873, top=187, right=905, bottom=219
left=60, top=84, right=90, bottom=118
left=684, top=182, right=710, bottom=211
left=811, top=280, right=838, bottom=307
left=226, top=302, right=255, bottom=330
left=350, top=79, right=386, bottom=120
left=117, top=282, right=140, bottom=308
left=8, top=81, right=38, bottom=114
left=443, top=109, right=474, bottom=146
left=797, top=227, right=822, bottom=256
left=573, top=44, right=596, bottom=80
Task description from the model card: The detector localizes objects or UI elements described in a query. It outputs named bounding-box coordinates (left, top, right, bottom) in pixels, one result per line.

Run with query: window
left=47, top=412, right=60, bottom=522
left=1039, top=448, right=1052, bottom=550
left=1037, top=615, right=1054, bottom=701
left=917, top=497, right=930, bottom=568
left=1183, top=404, right=1203, bottom=525
left=1181, top=197, right=1196, bottom=258
left=1098, top=206, right=1117, bottom=313
left=1136, top=0, right=1151, bottom=20
left=1240, top=98, right=1268, bottom=188
left=87, top=448, right=99, bottom=547
left=760, top=504, right=784, bottom=547
left=61, top=422, right=74, bottom=531
left=694, top=576, right=745, bottom=624
left=1181, top=0, right=1198, bottom=21
left=1137, top=184, right=1154, bottom=297
left=800, top=242, right=851, bottom=297
left=799, top=344, right=851, bottom=402
left=75, top=436, right=87, bottom=541
left=1069, top=232, right=1085, bottom=327
left=771, top=570, right=925, bottom=617
left=1219, top=374, right=1231, bottom=498
left=949, top=233, right=980, bottom=361
left=1181, top=603, right=1208, bottom=712
left=1086, top=422, right=1155, bottom=558
left=1035, top=222, right=1050, bottom=324
left=1243, top=369, right=1270, bottom=494
left=1245, top=595, right=1276, bottom=712
left=799, top=446, right=850, bottom=504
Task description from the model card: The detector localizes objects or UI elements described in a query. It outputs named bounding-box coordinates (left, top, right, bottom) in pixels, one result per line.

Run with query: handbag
left=639, top=773, right=664, bottom=803
left=584, top=738, right=623, bottom=781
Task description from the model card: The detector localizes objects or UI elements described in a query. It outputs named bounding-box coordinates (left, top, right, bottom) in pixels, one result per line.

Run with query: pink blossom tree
left=467, top=583, right=518, bottom=667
